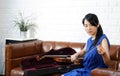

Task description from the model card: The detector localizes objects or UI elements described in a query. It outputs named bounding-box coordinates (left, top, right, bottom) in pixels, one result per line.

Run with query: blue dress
left=63, top=34, right=110, bottom=76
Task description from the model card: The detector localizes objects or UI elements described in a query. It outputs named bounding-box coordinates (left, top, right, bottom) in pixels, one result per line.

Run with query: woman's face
left=84, top=19, right=98, bottom=38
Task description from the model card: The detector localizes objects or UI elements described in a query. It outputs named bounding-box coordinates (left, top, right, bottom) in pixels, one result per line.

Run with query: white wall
left=0, top=0, right=120, bottom=75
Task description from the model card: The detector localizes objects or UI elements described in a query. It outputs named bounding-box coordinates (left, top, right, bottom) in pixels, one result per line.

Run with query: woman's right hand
left=71, top=53, right=79, bottom=62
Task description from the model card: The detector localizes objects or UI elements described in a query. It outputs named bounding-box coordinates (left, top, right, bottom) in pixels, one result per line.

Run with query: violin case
left=21, top=47, right=83, bottom=76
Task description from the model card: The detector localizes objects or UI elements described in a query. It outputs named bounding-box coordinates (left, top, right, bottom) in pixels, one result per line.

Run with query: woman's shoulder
left=100, top=34, right=110, bottom=47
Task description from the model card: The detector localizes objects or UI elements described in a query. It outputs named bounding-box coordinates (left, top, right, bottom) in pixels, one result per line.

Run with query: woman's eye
left=84, top=25, right=88, bottom=27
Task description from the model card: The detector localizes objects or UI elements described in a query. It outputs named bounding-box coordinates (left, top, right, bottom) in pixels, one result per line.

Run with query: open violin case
left=21, top=47, right=83, bottom=76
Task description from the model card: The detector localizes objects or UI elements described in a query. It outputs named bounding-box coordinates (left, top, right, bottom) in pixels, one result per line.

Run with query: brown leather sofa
left=5, top=40, right=120, bottom=76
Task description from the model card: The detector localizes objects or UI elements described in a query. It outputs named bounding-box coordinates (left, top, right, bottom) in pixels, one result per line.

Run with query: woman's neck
left=91, top=34, right=96, bottom=40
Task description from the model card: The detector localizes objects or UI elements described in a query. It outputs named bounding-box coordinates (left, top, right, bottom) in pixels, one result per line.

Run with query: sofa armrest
left=91, top=68, right=120, bottom=76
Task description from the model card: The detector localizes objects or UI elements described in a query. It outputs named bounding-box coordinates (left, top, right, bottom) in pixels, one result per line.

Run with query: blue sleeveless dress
left=63, top=34, right=110, bottom=76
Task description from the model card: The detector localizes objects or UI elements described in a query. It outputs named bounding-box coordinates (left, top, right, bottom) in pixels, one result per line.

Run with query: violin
left=36, top=55, right=83, bottom=64
left=53, top=56, right=71, bottom=63
left=54, top=57, right=83, bottom=64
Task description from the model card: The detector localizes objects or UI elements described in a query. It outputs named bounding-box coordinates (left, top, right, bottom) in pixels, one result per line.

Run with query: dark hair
left=82, top=13, right=103, bottom=46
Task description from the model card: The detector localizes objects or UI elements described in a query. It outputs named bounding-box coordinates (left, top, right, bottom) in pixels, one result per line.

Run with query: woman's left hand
left=97, top=44, right=105, bottom=55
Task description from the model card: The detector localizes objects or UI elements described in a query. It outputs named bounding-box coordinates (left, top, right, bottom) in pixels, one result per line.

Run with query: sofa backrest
left=42, top=41, right=85, bottom=53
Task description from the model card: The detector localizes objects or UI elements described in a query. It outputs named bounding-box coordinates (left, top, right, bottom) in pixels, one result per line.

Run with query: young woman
left=62, top=13, right=111, bottom=76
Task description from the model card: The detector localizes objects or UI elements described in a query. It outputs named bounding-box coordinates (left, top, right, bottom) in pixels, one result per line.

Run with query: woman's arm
left=97, top=38, right=111, bottom=66
left=71, top=44, right=86, bottom=62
